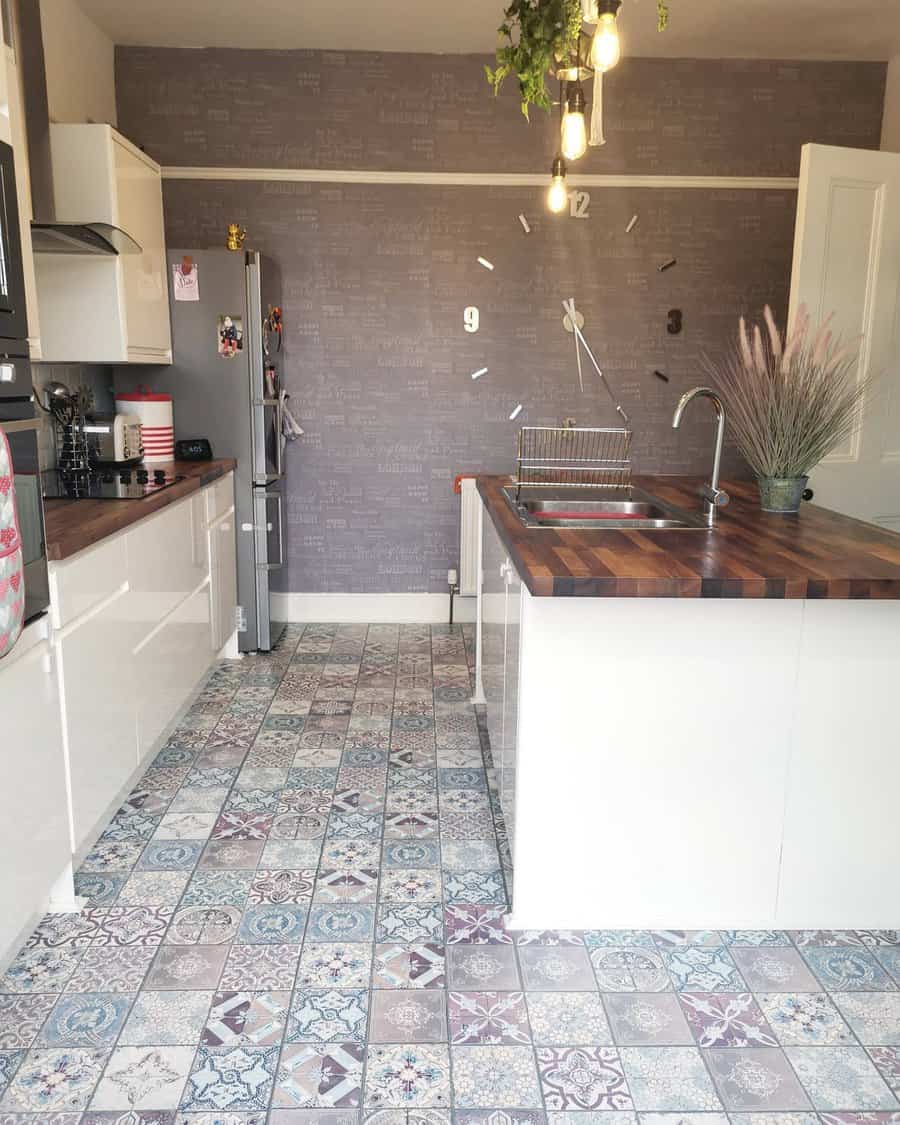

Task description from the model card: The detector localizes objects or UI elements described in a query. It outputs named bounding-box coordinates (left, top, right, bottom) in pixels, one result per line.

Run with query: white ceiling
left=78, top=0, right=900, bottom=60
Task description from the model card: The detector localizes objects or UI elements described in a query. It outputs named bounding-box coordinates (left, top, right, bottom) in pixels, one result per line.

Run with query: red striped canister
left=115, top=390, right=174, bottom=464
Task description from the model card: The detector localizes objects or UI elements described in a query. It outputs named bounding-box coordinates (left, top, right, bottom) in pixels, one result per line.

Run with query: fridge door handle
left=275, top=397, right=284, bottom=478
left=262, top=492, right=284, bottom=571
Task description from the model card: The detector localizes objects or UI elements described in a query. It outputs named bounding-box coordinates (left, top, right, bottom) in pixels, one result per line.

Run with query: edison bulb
left=591, top=11, right=621, bottom=72
left=547, top=157, right=568, bottom=213
left=561, top=108, right=587, bottom=161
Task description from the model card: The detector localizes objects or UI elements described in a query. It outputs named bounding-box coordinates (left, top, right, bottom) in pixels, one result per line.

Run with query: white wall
left=882, top=56, right=900, bottom=151
left=39, top=0, right=116, bottom=125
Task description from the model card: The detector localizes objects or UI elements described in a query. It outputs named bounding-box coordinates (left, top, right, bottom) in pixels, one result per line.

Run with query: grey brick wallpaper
left=115, top=48, right=886, bottom=595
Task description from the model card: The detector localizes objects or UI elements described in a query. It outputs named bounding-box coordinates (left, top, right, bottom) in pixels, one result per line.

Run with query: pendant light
left=591, top=0, right=622, bottom=73
left=561, top=83, right=588, bottom=161
left=547, top=155, right=568, bottom=213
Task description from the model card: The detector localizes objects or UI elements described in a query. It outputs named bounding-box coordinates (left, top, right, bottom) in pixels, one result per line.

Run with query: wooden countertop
left=477, top=474, right=900, bottom=598
left=44, top=459, right=237, bottom=562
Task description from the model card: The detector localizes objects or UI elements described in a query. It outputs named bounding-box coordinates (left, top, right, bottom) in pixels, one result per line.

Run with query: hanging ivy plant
left=486, top=0, right=671, bottom=119
left=485, top=0, right=583, bottom=119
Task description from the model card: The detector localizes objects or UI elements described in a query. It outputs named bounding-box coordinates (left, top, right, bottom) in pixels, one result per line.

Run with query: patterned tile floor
left=0, top=622, right=899, bottom=1124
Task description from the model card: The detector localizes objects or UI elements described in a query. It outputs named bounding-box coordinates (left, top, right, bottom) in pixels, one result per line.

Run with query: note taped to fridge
left=173, top=263, right=199, bottom=301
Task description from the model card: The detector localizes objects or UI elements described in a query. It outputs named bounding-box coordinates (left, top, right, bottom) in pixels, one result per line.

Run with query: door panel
left=789, top=144, right=900, bottom=524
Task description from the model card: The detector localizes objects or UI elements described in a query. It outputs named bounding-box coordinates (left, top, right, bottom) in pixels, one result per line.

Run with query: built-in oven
left=0, top=140, right=27, bottom=344
left=0, top=356, right=48, bottom=624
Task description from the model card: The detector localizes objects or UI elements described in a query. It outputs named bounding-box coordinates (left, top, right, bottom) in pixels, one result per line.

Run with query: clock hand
left=562, top=299, right=630, bottom=424
left=566, top=297, right=586, bottom=394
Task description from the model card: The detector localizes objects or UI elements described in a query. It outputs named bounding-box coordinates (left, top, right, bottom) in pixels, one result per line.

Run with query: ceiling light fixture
left=547, top=155, right=569, bottom=214
left=591, top=0, right=622, bottom=73
left=561, top=83, right=588, bottom=161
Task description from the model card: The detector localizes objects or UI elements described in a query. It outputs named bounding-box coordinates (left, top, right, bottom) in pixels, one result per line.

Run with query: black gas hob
left=42, top=467, right=185, bottom=500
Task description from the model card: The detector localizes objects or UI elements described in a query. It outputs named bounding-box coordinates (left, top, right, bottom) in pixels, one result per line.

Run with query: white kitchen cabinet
left=0, top=619, right=70, bottom=958
left=56, top=588, right=137, bottom=850
left=501, top=557, right=521, bottom=860
left=209, top=507, right=238, bottom=654
left=50, top=472, right=236, bottom=857
left=134, top=582, right=212, bottom=757
left=5, top=43, right=41, bottom=357
left=34, top=124, right=172, bottom=364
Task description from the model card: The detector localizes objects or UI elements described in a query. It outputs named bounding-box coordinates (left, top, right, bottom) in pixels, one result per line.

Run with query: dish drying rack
left=514, top=426, right=632, bottom=502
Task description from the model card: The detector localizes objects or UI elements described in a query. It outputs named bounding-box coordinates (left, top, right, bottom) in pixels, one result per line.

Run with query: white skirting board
left=272, top=592, right=477, bottom=625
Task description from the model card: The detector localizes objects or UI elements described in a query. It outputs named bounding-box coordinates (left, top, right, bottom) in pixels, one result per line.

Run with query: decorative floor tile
left=80, top=841, right=145, bottom=872
left=37, top=993, right=132, bottom=1047
left=444, top=906, right=511, bottom=946
left=785, top=1046, right=898, bottom=1110
left=379, top=869, right=442, bottom=903
left=537, top=1046, right=633, bottom=1111
left=831, top=993, right=900, bottom=1045
left=757, top=992, right=854, bottom=1045
left=73, top=872, right=127, bottom=907
left=876, top=948, right=900, bottom=986
left=0, top=994, right=57, bottom=1047
left=119, top=990, right=213, bottom=1046
left=202, top=990, right=288, bottom=1047
left=721, top=931, right=793, bottom=947
left=220, top=944, right=300, bottom=991
left=167, top=906, right=241, bottom=945
left=306, top=905, right=376, bottom=943
left=868, top=1048, right=900, bottom=1094
left=373, top=944, right=446, bottom=989
left=88, top=1045, right=195, bottom=1110
left=731, top=948, right=822, bottom=992
left=153, top=813, right=217, bottom=841
left=447, top=991, right=528, bottom=1045
left=515, top=930, right=585, bottom=947
left=678, top=992, right=778, bottom=1047
left=590, top=948, right=671, bottom=992
left=527, top=991, right=612, bottom=1045
left=138, top=842, right=204, bottom=873
left=0, top=1047, right=107, bottom=1111
left=451, top=1045, right=541, bottom=1109
left=264, top=840, right=325, bottom=867
left=705, top=1047, right=812, bottom=1111
left=664, top=947, right=745, bottom=992
left=181, top=1045, right=279, bottom=1111
left=1, top=947, right=84, bottom=993
left=211, top=812, right=273, bottom=842
left=199, top=840, right=265, bottom=869
left=371, top=991, right=447, bottom=1043
left=518, top=947, right=596, bottom=992
left=65, top=946, right=156, bottom=994
left=288, top=990, right=369, bottom=1043
left=144, top=946, right=228, bottom=991
left=183, top=870, right=254, bottom=909
left=802, top=949, right=896, bottom=992
left=604, top=993, right=693, bottom=1046
left=442, top=870, right=505, bottom=906
left=274, top=1042, right=364, bottom=1108
left=297, top=944, right=373, bottom=989
left=118, top=872, right=190, bottom=909
left=447, top=946, right=520, bottom=990
left=315, top=868, right=380, bottom=904
left=237, top=905, right=308, bottom=945
left=619, top=1046, right=722, bottom=1111
left=376, top=905, right=442, bottom=944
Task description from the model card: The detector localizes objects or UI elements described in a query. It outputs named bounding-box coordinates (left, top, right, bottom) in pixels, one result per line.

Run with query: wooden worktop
left=44, top=459, right=237, bottom=562
left=477, top=474, right=900, bottom=598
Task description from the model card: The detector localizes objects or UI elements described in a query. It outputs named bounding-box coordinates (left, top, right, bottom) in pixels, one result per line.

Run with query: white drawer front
left=50, top=534, right=128, bottom=629
left=206, top=473, right=235, bottom=526
left=128, top=495, right=209, bottom=637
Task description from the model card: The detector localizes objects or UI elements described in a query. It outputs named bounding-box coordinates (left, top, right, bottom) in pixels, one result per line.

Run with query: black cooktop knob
left=120, top=471, right=131, bottom=484
left=136, top=470, right=149, bottom=483
left=153, top=469, right=166, bottom=483
left=102, top=472, right=113, bottom=483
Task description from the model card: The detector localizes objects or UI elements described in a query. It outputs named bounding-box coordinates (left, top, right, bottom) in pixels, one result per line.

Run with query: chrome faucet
left=672, top=386, right=730, bottom=526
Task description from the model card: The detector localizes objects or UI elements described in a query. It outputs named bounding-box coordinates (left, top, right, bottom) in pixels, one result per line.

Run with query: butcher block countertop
left=44, top=459, right=237, bottom=562
left=477, top=474, right=900, bottom=598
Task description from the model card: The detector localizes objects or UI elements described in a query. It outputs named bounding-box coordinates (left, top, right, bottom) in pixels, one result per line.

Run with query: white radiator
left=458, top=477, right=480, bottom=596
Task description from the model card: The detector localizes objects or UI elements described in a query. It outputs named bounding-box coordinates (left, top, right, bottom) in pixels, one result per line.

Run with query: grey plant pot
left=757, top=475, right=809, bottom=514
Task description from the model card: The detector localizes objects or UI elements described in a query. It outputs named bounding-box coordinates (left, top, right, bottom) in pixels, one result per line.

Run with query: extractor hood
left=16, top=0, right=141, bottom=257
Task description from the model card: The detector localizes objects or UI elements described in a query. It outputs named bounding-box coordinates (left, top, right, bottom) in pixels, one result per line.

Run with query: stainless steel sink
left=502, top=486, right=710, bottom=530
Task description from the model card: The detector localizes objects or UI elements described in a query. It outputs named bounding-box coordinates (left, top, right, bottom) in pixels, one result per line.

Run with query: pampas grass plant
left=703, top=305, right=871, bottom=480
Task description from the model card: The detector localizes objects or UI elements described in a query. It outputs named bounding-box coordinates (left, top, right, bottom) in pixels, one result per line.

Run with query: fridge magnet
left=263, top=305, right=283, bottom=354
left=217, top=314, right=243, bottom=358
left=172, top=259, right=199, bottom=301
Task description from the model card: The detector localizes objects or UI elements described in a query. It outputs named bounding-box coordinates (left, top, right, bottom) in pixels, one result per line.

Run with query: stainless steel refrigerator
left=156, top=249, right=285, bottom=652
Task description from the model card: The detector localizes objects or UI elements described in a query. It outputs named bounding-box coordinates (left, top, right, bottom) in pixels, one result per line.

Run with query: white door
left=789, top=143, right=900, bottom=529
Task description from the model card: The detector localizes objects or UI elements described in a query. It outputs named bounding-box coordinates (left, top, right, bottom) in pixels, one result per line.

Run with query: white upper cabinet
left=34, top=124, right=172, bottom=364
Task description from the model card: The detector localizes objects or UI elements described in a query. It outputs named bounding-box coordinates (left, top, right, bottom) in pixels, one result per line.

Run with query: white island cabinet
left=0, top=619, right=70, bottom=957
left=50, top=472, right=238, bottom=861
left=476, top=493, right=900, bottom=931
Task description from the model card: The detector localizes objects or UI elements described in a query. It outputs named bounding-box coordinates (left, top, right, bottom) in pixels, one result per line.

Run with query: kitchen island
left=476, top=475, right=900, bottom=930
